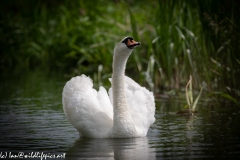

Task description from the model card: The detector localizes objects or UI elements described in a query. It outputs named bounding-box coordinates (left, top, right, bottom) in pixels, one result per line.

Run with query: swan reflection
left=66, top=137, right=155, bottom=160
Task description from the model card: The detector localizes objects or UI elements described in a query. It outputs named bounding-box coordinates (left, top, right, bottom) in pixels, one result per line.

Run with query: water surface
left=0, top=71, right=239, bottom=159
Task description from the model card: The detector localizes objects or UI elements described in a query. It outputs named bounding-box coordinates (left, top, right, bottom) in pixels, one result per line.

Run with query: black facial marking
left=122, top=36, right=133, bottom=44
left=122, top=36, right=140, bottom=49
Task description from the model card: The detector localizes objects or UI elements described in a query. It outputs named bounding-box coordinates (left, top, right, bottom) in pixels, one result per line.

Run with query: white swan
left=62, top=37, right=155, bottom=138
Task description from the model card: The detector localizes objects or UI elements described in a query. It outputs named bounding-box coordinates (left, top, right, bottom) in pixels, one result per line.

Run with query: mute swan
left=62, top=37, right=155, bottom=138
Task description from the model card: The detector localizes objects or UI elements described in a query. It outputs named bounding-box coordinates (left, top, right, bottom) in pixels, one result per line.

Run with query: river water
left=0, top=70, right=239, bottom=159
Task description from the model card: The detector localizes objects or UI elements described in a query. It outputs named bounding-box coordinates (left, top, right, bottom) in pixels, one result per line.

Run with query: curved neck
left=112, top=52, right=129, bottom=110
left=111, top=50, right=136, bottom=137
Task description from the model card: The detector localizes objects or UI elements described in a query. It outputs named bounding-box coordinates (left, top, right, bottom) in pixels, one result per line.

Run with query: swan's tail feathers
left=62, top=75, right=113, bottom=138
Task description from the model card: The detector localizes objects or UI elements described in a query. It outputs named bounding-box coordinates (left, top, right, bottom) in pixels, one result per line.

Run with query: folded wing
left=62, top=75, right=113, bottom=138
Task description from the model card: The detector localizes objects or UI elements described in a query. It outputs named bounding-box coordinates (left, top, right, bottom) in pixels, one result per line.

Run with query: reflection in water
left=0, top=71, right=240, bottom=159
left=66, top=138, right=155, bottom=160
left=186, top=115, right=195, bottom=130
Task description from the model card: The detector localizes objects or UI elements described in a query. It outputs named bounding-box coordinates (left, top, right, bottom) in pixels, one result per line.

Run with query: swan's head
left=114, top=37, right=141, bottom=56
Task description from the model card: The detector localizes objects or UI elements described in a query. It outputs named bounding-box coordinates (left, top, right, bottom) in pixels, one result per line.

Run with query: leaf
left=185, top=75, right=193, bottom=108
left=208, top=92, right=238, bottom=104
left=30, top=42, right=42, bottom=52
left=192, top=86, right=203, bottom=111
left=69, top=44, right=96, bottom=63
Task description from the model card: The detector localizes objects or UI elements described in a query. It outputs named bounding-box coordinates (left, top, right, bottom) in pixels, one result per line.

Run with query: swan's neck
left=112, top=51, right=136, bottom=137
left=112, top=54, right=128, bottom=107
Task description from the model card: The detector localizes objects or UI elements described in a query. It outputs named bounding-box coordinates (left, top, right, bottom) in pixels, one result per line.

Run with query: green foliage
left=196, top=0, right=240, bottom=100
left=0, top=0, right=239, bottom=101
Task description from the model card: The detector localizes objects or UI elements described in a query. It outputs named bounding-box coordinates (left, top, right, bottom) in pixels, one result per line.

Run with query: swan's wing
left=124, top=76, right=156, bottom=136
left=62, top=75, right=113, bottom=138
left=109, top=76, right=155, bottom=136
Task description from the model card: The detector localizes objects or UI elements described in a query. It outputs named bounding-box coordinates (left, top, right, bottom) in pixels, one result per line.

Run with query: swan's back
left=62, top=75, right=113, bottom=138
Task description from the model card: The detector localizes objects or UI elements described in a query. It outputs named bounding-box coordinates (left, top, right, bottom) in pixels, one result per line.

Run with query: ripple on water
left=1, top=80, right=240, bottom=159
left=0, top=104, right=78, bottom=153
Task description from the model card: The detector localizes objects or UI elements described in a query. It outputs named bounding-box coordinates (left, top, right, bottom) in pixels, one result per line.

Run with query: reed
left=1, top=0, right=239, bottom=101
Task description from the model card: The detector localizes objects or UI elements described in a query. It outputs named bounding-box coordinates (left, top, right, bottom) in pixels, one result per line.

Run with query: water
left=0, top=71, right=240, bottom=159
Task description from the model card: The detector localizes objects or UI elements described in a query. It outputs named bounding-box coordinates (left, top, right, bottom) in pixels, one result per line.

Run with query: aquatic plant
left=0, top=0, right=239, bottom=102
left=185, top=75, right=203, bottom=112
left=176, top=75, right=203, bottom=115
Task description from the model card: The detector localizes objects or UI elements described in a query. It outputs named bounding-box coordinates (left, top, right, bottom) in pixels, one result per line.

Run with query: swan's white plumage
left=63, top=75, right=113, bottom=138
left=62, top=37, right=155, bottom=138
left=109, top=76, right=155, bottom=136
left=63, top=75, right=155, bottom=138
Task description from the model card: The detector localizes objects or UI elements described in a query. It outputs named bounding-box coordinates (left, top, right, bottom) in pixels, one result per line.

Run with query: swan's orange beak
left=127, top=39, right=141, bottom=49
